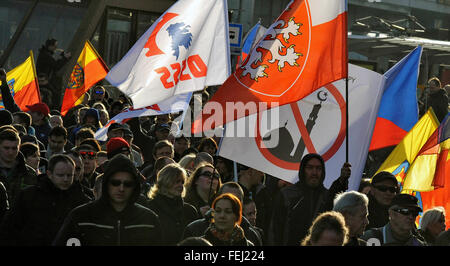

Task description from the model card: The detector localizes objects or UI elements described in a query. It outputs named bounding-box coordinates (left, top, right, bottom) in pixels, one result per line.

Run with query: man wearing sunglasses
left=367, top=171, right=399, bottom=230
left=76, top=144, right=100, bottom=189
left=53, top=154, right=162, bottom=246
left=362, top=194, right=426, bottom=246
left=88, top=85, right=110, bottom=110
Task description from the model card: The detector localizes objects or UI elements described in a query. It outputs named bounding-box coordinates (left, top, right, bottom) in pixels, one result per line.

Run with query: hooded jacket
left=269, top=153, right=347, bottom=246
left=0, top=174, right=90, bottom=246
left=53, top=154, right=162, bottom=246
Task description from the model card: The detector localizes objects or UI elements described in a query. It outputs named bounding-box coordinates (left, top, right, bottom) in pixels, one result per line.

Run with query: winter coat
left=361, top=223, right=427, bottom=246
left=202, top=224, right=253, bottom=246
left=36, top=46, right=69, bottom=80
left=184, top=189, right=210, bottom=215
left=146, top=193, right=199, bottom=245
left=0, top=175, right=90, bottom=245
left=53, top=154, right=163, bottom=246
left=182, top=213, right=262, bottom=246
left=269, top=153, right=348, bottom=246
left=0, top=181, right=8, bottom=222
left=366, top=193, right=390, bottom=230
left=419, top=88, right=449, bottom=122
left=0, top=152, right=37, bottom=206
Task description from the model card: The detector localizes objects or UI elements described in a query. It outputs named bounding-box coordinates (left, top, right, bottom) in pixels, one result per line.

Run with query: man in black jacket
left=0, top=154, right=89, bottom=245
left=0, top=129, right=37, bottom=206
left=269, top=153, right=351, bottom=246
left=36, top=38, right=71, bottom=81
left=366, top=171, right=399, bottom=230
left=53, top=154, right=163, bottom=246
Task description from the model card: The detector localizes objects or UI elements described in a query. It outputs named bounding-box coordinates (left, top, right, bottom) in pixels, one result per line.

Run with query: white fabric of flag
left=95, top=92, right=192, bottom=141
left=106, top=0, right=230, bottom=109
left=218, top=64, right=385, bottom=190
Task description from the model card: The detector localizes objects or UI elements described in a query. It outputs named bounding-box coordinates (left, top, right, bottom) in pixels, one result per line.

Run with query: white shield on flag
left=219, top=64, right=385, bottom=190
left=106, top=0, right=230, bottom=109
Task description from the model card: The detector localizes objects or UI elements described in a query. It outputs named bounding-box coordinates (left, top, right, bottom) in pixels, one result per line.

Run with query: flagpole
left=345, top=1, right=349, bottom=164
left=346, top=77, right=349, bottom=163
left=29, top=50, right=42, bottom=102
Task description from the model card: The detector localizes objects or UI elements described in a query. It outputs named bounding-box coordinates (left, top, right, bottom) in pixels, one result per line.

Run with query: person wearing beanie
left=53, top=154, right=163, bottom=246
left=269, top=153, right=351, bottom=246
left=366, top=171, right=399, bottom=230
left=106, top=137, right=131, bottom=159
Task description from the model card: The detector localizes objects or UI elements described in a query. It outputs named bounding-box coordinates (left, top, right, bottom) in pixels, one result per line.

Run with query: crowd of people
left=0, top=38, right=449, bottom=246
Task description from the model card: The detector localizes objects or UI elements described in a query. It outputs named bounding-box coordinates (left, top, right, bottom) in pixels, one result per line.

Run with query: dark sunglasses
left=79, top=151, right=96, bottom=159
left=109, top=179, right=135, bottom=188
left=374, top=185, right=398, bottom=193
left=200, top=171, right=220, bottom=180
left=392, top=208, right=419, bottom=217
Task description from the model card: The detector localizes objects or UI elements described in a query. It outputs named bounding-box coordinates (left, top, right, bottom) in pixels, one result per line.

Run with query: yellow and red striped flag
left=0, top=51, right=41, bottom=110
left=61, top=40, right=108, bottom=116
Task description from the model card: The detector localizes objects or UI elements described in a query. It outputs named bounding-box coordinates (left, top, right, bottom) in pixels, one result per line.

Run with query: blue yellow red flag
left=0, top=51, right=41, bottom=110
left=372, top=108, right=439, bottom=184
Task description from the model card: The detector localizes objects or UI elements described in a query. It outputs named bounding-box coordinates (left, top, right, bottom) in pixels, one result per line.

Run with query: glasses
left=374, top=185, right=398, bottom=193
left=200, top=171, right=220, bottom=180
left=80, top=151, right=96, bottom=159
left=109, top=179, right=135, bottom=188
left=392, top=208, right=419, bottom=217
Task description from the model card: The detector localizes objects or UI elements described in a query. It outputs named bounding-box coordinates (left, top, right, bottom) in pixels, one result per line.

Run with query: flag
left=105, top=0, right=230, bottom=109
left=369, top=46, right=422, bottom=151
left=237, top=22, right=267, bottom=67
left=218, top=64, right=384, bottom=190
left=193, top=0, right=348, bottom=134
left=94, top=92, right=192, bottom=141
left=0, top=51, right=40, bottom=110
left=402, top=112, right=450, bottom=191
left=60, top=41, right=109, bottom=116
left=372, top=108, right=440, bottom=184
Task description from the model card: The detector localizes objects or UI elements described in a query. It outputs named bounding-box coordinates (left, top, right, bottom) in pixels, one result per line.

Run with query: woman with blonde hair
left=202, top=193, right=253, bottom=246
left=419, top=206, right=446, bottom=245
left=146, top=163, right=198, bottom=245
left=301, top=211, right=349, bottom=246
left=178, top=153, right=196, bottom=176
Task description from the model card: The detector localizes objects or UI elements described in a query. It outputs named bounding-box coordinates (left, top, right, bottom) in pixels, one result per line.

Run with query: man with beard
left=269, top=153, right=351, bottom=245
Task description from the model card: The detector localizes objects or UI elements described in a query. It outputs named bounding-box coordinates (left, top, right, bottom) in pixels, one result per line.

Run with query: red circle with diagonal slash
left=255, top=84, right=346, bottom=170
